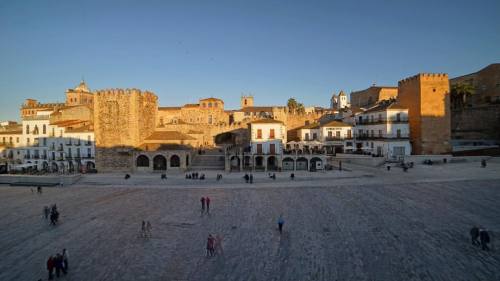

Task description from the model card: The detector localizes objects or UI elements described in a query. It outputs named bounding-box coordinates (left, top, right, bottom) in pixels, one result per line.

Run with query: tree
left=451, top=83, right=475, bottom=109
left=287, top=98, right=298, bottom=113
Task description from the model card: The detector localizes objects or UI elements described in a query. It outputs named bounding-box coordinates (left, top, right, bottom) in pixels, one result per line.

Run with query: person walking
left=200, top=197, right=206, bottom=212
left=62, top=248, right=69, bottom=272
left=277, top=214, right=285, bottom=234
left=37, top=186, right=42, bottom=194
left=470, top=226, right=480, bottom=246
left=479, top=228, right=491, bottom=251
left=250, top=174, right=253, bottom=184
left=206, top=197, right=211, bottom=213
left=54, top=253, right=64, bottom=277
left=207, top=234, right=215, bottom=257
left=46, top=256, right=55, bottom=280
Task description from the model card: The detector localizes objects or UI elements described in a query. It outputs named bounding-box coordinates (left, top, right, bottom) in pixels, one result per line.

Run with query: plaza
left=1, top=160, right=499, bottom=281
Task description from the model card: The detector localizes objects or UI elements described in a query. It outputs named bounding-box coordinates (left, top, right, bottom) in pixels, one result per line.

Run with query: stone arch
left=51, top=162, right=58, bottom=172
left=86, top=161, right=95, bottom=171
left=42, top=161, right=49, bottom=171
left=170, top=155, right=180, bottom=167
left=267, top=156, right=278, bottom=171
left=230, top=156, right=240, bottom=171
left=310, top=157, right=323, bottom=171
left=255, top=156, right=264, bottom=170
left=136, top=155, right=150, bottom=167
left=296, top=157, right=308, bottom=171
left=282, top=157, right=294, bottom=171
left=153, top=155, right=167, bottom=171
left=68, top=161, right=74, bottom=173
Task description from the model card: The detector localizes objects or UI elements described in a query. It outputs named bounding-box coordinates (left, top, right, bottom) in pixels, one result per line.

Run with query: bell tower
left=241, top=95, right=254, bottom=108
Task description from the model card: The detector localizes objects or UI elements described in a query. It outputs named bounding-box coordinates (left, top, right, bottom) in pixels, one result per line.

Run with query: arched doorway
left=296, top=157, right=308, bottom=170
left=310, top=157, right=323, bottom=171
left=153, top=155, right=167, bottom=171
left=42, top=161, right=49, bottom=172
left=244, top=156, right=252, bottom=170
left=267, top=156, right=277, bottom=171
left=86, top=161, right=95, bottom=171
left=283, top=157, right=294, bottom=171
left=230, top=156, right=240, bottom=171
left=170, top=155, right=180, bottom=167
left=255, top=156, right=264, bottom=170
left=68, top=161, right=74, bottom=173
left=136, top=155, right=150, bottom=167
left=51, top=162, right=58, bottom=172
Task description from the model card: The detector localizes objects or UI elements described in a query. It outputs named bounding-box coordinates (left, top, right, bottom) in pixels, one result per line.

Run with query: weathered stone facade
left=397, top=73, right=451, bottom=155
left=350, top=86, right=398, bottom=108
left=93, top=89, right=158, bottom=171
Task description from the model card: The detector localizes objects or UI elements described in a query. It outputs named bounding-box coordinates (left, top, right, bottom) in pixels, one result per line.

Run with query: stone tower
left=338, top=90, right=348, bottom=109
left=330, top=93, right=338, bottom=109
left=397, top=73, right=451, bottom=154
left=93, top=88, right=158, bottom=171
left=241, top=95, right=254, bottom=108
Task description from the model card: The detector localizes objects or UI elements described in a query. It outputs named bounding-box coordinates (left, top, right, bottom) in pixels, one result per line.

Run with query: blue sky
left=1, top=0, right=499, bottom=121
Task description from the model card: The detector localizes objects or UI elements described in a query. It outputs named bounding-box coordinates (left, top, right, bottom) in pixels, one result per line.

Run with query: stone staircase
left=190, top=148, right=225, bottom=170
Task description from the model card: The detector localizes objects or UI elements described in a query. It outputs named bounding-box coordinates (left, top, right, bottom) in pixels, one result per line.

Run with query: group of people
left=186, top=172, right=205, bottom=180
left=46, top=249, right=69, bottom=280
left=141, top=221, right=153, bottom=238
left=268, top=173, right=276, bottom=180
left=470, top=226, right=491, bottom=251
left=200, top=197, right=211, bottom=213
left=44, top=204, right=60, bottom=225
left=243, top=173, right=254, bottom=183
left=216, top=174, right=223, bottom=181
left=206, top=234, right=224, bottom=257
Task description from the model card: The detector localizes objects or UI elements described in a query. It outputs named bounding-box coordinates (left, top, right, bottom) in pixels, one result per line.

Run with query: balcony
left=324, top=136, right=353, bottom=141
left=354, top=133, right=409, bottom=140
left=356, top=117, right=408, bottom=125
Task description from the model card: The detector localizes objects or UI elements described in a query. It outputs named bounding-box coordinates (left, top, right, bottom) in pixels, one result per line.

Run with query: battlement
left=398, top=73, right=448, bottom=85
left=94, top=89, right=157, bottom=101
left=21, top=101, right=64, bottom=109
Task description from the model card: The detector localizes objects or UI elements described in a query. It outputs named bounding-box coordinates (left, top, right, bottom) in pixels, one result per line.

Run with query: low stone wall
left=0, top=174, right=81, bottom=186
left=403, top=155, right=452, bottom=164
left=331, top=154, right=386, bottom=167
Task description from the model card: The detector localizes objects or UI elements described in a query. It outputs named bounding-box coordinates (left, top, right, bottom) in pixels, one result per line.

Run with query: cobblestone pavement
left=1, top=162, right=499, bottom=281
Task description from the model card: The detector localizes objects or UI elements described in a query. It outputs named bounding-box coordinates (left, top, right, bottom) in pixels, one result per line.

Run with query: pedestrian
left=54, top=253, right=64, bottom=277
left=244, top=174, right=249, bottom=183
left=479, top=228, right=490, bottom=251
left=146, top=221, right=152, bottom=237
left=206, top=197, right=210, bottom=213
left=59, top=177, right=64, bottom=187
left=62, top=248, right=69, bottom=272
left=277, top=214, right=285, bottom=234
left=37, top=186, right=42, bottom=194
left=207, top=234, right=215, bottom=257
left=290, top=173, right=295, bottom=180
left=47, top=256, right=55, bottom=280
left=250, top=174, right=253, bottom=184
left=161, top=174, right=167, bottom=180
left=339, top=160, right=342, bottom=171
left=141, top=220, right=146, bottom=238
left=31, top=188, right=34, bottom=194
left=470, top=226, right=480, bottom=246
left=44, top=206, right=50, bottom=220
left=272, top=173, right=276, bottom=180
left=214, top=234, right=224, bottom=255
left=387, top=165, right=391, bottom=171
left=481, top=159, right=487, bottom=168
left=124, top=174, right=130, bottom=180
left=200, top=197, right=206, bottom=212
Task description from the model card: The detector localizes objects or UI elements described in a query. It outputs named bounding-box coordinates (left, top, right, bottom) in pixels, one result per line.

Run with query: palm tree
left=451, top=83, right=475, bottom=109
left=287, top=98, right=298, bottom=113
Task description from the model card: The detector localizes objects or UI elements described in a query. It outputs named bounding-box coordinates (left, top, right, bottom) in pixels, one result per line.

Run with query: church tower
left=241, top=95, right=254, bottom=108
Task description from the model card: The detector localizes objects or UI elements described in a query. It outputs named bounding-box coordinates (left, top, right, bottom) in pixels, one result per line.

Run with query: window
left=378, top=130, right=382, bottom=137
left=313, top=133, right=318, bottom=140
left=347, top=130, right=352, bottom=138
left=270, top=143, right=276, bottom=154
left=27, top=138, right=30, bottom=144
left=305, top=133, right=309, bottom=141
left=378, top=114, right=382, bottom=121
left=43, top=124, right=46, bottom=134
left=208, top=115, right=213, bottom=124
left=328, top=131, right=332, bottom=138
left=33, top=125, right=39, bottom=135
left=9, top=137, right=12, bottom=144
left=269, top=129, right=275, bottom=139
left=257, top=143, right=263, bottom=154
left=26, top=125, right=30, bottom=134
left=257, top=129, right=262, bottom=139
left=51, top=128, right=55, bottom=137
left=16, top=137, right=19, bottom=143
left=87, top=148, right=91, bottom=158
left=43, top=138, right=47, bottom=146
left=396, top=113, right=401, bottom=121
left=397, top=129, right=401, bottom=138
left=76, top=148, right=80, bottom=157
left=371, top=130, right=374, bottom=137
left=87, top=135, right=91, bottom=145
left=336, top=131, right=340, bottom=138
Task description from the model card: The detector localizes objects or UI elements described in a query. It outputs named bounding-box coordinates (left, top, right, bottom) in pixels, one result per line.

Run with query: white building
left=247, top=119, right=286, bottom=171
left=5, top=110, right=96, bottom=173
left=294, top=120, right=353, bottom=154
left=354, top=100, right=411, bottom=159
left=330, top=90, right=349, bottom=110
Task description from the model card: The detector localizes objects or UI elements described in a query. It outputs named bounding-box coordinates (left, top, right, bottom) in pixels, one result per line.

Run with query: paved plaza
left=1, top=161, right=500, bottom=281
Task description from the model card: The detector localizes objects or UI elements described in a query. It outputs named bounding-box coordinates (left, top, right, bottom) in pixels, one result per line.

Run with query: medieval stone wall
left=452, top=105, right=500, bottom=141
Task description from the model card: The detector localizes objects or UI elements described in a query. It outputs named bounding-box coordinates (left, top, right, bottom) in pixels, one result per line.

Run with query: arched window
left=33, top=125, right=39, bottom=135
left=208, top=102, right=212, bottom=107
left=170, top=155, right=180, bottom=167
left=42, top=124, right=46, bottom=134
left=136, top=155, right=150, bottom=167
left=26, top=125, right=30, bottom=134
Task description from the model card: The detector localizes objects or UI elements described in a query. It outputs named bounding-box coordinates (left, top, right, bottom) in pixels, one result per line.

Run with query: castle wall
left=452, top=105, right=500, bottom=140
left=93, top=89, right=157, bottom=172
left=350, top=87, right=397, bottom=108
left=398, top=74, right=451, bottom=154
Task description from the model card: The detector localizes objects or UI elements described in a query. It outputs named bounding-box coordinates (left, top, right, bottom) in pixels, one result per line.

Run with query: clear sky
left=1, top=0, right=499, bottom=121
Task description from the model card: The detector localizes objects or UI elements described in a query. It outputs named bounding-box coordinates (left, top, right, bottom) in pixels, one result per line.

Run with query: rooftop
left=249, top=119, right=284, bottom=124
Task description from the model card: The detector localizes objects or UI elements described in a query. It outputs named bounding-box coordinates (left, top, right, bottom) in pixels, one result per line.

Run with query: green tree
left=287, top=98, right=298, bottom=113
left=451, top=83, right=475, bottom=109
